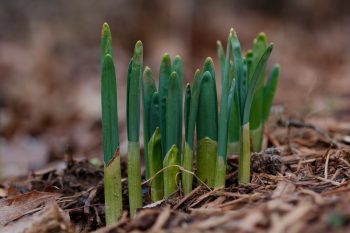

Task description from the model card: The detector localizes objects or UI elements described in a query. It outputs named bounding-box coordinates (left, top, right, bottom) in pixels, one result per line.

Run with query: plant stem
left=214, top=156, right=226, bottom=188
left=148, top=128, right=163, bottom=201
left=250, top=125, right=263, bottom=153
left=182, top=142, right=193, bottom=195
left=238, top=123, right=251, bottom=184
left=127, top=142, right=142, bottom=217
left=197, top=138, right=217, bottom=187
left=163, top=145, right=180, bottom=198
left=104, top=153, right=122, bottom=225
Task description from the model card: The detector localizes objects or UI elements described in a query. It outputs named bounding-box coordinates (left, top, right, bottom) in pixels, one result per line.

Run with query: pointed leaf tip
left=202, top=70, right=211, bottom=80
left=102, top=23, right=111, bottom=36
left=204, top=57, right=214, bottom=64
left=170, top=71, right=178, bottom=79
left=161, top=53, right=171, bottom=64
left=103, top=54, right=113, bottom=63
left=258, top=32, right=266, bottom=38
left=134, top=40, right=143, bottom=52
left=143, top=66, right=152, bottom=76
left=136, top=40, right=143, bottom=48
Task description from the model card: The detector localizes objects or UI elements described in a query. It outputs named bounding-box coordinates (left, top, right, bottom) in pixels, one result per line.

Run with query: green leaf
left=149, top=92, right=160, bottom=141
left=231, top=30, right=245, bottom=118
left=251, top=33, right=268, bottom=80
left=159, top=53, right=172, bottom=156
left=197, top=71, right=218, bottom=141
left=101, top=50, right=122, bottom=224
left=184, top=84, right=191, bottom=141
left=160, top=96, right=167, bottom=158
left=242, top=44, right=273, bottom=124
left=249, top=33, right=267, bottom=131
left=101, top=23, right=113, bottom=65
left=172, top=55, right=183, bottom=155
left=142, top=66, right=156, bottom=178
left=216, top=40, right=225, bottom=84
left=202, top=57, right=218, bottom=113
left=101, top=54, right=119, bottom=164
left=182, top=84, right=193, bottom=195
left=228, top=80, right=240, bottom=153
left=217, top=29, right=233, bottom=159
left=187, top=69, right=202, bottom=148
left=166, top=72, right=181, bottom=153
left=245, top=50, right=253, bottom=85
left=127, top=41, right=143, bottom=142
left=126, top=41, right=143, bottom=217
left=263, top=64, right=280, bottom=122
left=142, top=67, right=157, bottom=141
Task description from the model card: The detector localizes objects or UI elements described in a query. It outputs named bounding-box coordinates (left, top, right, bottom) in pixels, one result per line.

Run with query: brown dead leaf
left=272, top=180, right=296, bottom=198
left=1, top=204, right=76, bottom=233
left=0, top=188, right=7, bottom=198
left=0, top=191, right=60, bottom=226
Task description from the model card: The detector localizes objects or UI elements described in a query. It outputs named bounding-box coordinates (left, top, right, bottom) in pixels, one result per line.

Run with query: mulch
left=1, top=116, right=350, bottom=233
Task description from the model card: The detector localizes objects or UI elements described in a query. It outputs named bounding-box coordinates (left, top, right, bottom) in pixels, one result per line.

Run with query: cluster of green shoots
left=100, top=23, right=280, bottom=224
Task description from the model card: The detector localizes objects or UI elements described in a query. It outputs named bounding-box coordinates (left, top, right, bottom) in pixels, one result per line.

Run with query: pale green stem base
left=104, top=151, right=123, bottom=225
left=127, top=142, right=142, bottom=217
left=250, top=124, right=263, bottom=152
left=214, top=156, right=226, bottom=188
left=197, top=137, right=217, bottom=187
left=163, top=145, right=180, bottom=198
left=182, top=142, right=193, bottom=195
left=148, top=129, right=163, bottom=201
left=238, top=123, right=251, bottom=184
left=227, top=141, right=239, bottom=154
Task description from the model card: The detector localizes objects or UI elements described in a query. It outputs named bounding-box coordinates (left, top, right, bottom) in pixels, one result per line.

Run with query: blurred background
left=1, top=0, right=349, bottom=177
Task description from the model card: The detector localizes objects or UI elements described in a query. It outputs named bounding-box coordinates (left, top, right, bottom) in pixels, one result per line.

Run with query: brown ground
left=1, top=115, right=350, bottom=232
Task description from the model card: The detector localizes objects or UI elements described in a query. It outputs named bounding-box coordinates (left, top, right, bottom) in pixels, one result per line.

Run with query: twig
left=324, top=148, right=331, bottom=179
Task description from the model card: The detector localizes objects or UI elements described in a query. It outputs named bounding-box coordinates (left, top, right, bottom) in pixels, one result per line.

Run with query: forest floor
left=1, top=115, right=350, bottom=233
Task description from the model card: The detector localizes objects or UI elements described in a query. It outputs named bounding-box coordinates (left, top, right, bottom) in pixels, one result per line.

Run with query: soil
left=1, top=115, right=350, bottom=232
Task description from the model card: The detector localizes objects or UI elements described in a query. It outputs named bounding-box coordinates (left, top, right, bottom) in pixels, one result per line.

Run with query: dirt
left=1, top=115, right=349, bottom=232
